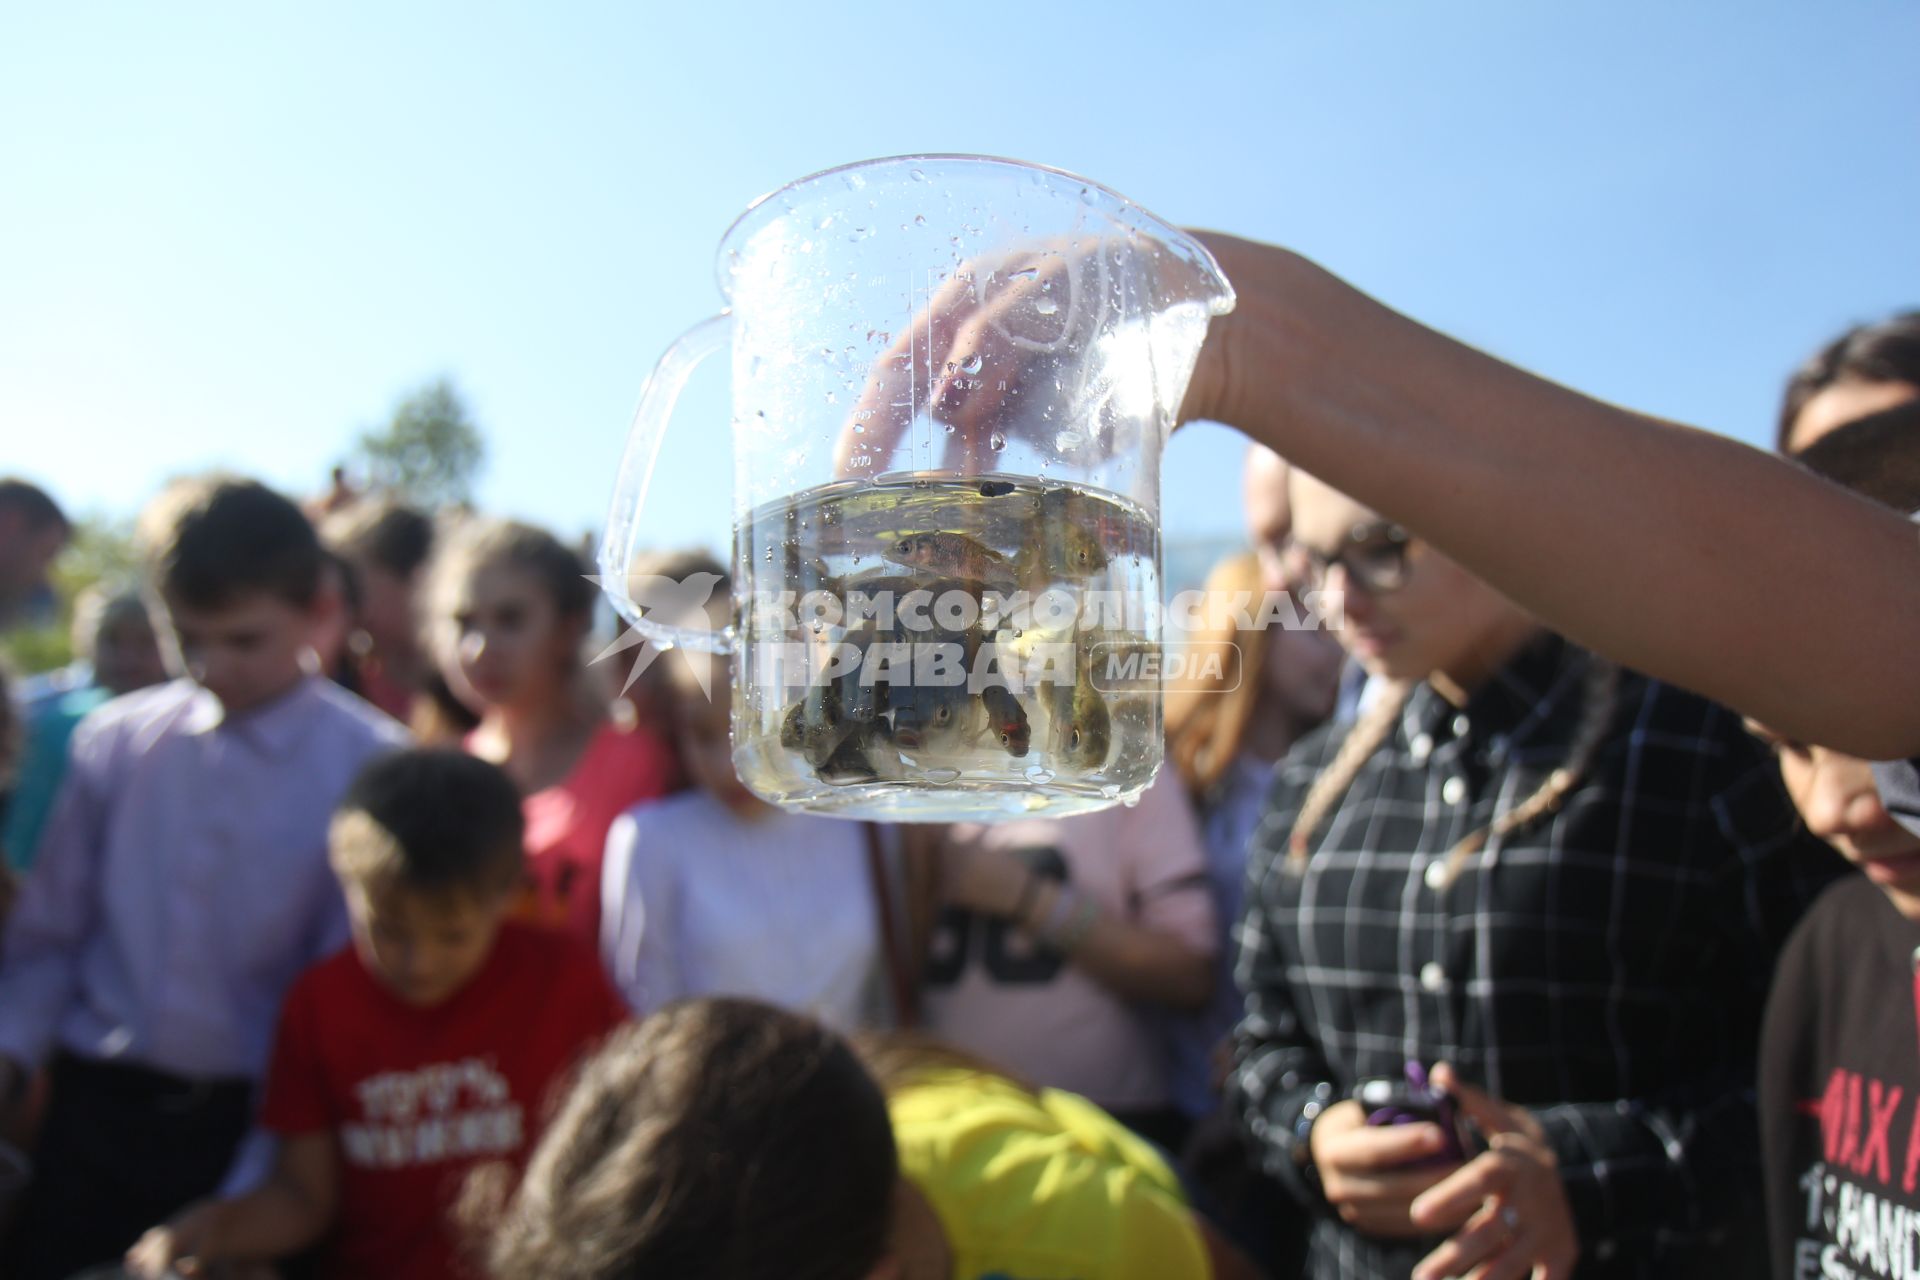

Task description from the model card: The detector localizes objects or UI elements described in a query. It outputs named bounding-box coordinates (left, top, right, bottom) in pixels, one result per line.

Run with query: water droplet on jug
left=1024, top=766, right=1056, bottom=784
left=1035, top=298, right=1059, bottom=316
left=1121, top=793, right=1142, bottom=809
left=845, top=172, right=868, bottom=191
left=852, top=423, right=864, bottom=434
left=1100, top=784, right=1121, bottom=800
left=910, top=168, right=929, bottom=182
left=913, top=214, right=928, bottom=226
left=944, top=424, right=956, bottom=435
left=815, top=214, right=836, bottom=231
left=825, top=390, right=838, bottom=404
left=923, top=767, right=961, bottom=784
left=1054, top=429, right=1085, bottom=451
left=960, top=353, right=984, bottom=374
left=988, top=432, right=1007, bottom=452
left=1079, top=186, right=1094, bottom=204
left=1009, top=266, right=1039, bottom=281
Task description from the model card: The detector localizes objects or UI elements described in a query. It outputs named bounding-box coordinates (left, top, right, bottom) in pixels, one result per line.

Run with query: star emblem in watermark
left=583, top=571, right=726, bottom=700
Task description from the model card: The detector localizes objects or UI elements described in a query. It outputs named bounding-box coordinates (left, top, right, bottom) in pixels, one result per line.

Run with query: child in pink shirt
left=424, top=518, right=678, bottom=945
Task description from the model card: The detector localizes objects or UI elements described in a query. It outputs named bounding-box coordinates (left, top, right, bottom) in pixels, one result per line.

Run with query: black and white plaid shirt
left=1228, top=632, right=1845, bottom=1279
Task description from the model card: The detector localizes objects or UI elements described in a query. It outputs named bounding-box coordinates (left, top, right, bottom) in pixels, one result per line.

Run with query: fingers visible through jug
left=835, top=245, right=1102, bottom=479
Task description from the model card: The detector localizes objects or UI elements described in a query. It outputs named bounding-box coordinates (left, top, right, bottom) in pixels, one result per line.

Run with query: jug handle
left=596, top=312, right=734, bottom=655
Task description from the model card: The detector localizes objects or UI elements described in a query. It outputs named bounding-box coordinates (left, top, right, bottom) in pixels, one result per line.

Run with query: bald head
left=1243, top=444, right=1293, bottom=548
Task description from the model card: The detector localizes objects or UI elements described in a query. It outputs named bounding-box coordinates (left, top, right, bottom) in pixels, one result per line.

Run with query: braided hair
left=1287, top=654, right=1621, bottom=883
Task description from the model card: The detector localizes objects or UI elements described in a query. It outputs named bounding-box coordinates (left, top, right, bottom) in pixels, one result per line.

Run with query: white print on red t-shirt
left=341, top=1057, right=523, bottom=1170
left=1794, top=1069, right=1920, bottom=1279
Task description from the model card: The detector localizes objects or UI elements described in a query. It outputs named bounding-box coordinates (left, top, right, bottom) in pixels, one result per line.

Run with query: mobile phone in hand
left=1358, top=1060, right=1482, bottom=1164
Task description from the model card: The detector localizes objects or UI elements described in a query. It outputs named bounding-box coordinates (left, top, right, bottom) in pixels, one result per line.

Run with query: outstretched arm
left=1182, top=233, right=1920, bottom=759
left=126, top=1132, right=337, bottom=1275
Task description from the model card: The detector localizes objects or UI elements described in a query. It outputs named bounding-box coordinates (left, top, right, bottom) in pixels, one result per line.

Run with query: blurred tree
left=0, top=515, right=141, bottom=674
left=344, top=377, right=485, bottom=509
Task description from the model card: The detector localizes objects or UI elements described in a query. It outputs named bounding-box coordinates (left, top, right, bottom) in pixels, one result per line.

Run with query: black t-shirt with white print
left=1760, top=872, right=1920, bottom=1280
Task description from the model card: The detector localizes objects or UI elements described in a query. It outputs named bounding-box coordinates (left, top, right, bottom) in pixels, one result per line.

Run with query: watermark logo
left=1089, top=640, right=1242, bottom=695
left=584, top=570, right=726, bottom=699
left=584, top=574, right=1343, bottom=702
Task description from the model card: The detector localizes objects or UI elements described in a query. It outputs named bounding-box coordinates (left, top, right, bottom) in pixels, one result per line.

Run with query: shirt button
left=1452, top=714, right=1471, bottom=737
left=1419, top=962, right=1447, bottom=993
left=1424, top=860, right=1452, bottom=891
left=1442, top=776, right=1467, bottom=805
left=1410, top=733, right=1434, bottom=764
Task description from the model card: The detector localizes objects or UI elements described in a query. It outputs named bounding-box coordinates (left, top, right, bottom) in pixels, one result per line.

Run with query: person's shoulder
left=1265, top=713, right=1351, bottom=806
left=283, top=943, right=370, bottom=1018
left=1287, top=712, right=1353, bottom=769
left=1603, top=666, right=1755, bottom=757
left=1785, top=873, right=1893, bottom=969
left=495, top=920, right=599, bottom=969
left=597, top=718, right=674, bottom=762
left=487, top=923, right=619, bottom=1010
left=582, top=719, right=680, bottom=797
left=67, top=679, right=201, bottom=753
left=304, top=678, right=412, bottom=748
left=615, top=789, right=713, bottom=841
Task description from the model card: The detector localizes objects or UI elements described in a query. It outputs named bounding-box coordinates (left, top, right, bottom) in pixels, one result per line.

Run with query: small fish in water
left=816, top=719, right=905, bottom=785
left=1017, top=487, right=1112, bottom=585
left=781, top=685, right=858, bottom=770
left=886, top=621, right=1029, bottom=759
left=978, top=479, right=1016, bottom=498
left=1042, top=674, right=1111, bottom=769
left=889, top=679, right=975, bottom=754
left=980, top=685, right=1031, bottom=757
left=884, top=531, right=1017, bottom=591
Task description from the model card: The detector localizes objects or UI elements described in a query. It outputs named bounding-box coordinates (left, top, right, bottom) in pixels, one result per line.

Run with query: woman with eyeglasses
left=1226, top=466, right=1846, bottom=1280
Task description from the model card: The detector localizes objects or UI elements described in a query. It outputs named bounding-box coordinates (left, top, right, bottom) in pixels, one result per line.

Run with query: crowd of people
left=0, top=235, right=1914, bottom=1280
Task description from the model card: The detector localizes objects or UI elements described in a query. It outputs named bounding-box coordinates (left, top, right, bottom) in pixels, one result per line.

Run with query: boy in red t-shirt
left=126, top=748, right=627, bottom=1280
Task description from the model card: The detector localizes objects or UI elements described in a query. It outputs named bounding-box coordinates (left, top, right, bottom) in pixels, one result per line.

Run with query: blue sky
left=4, top=1, right=1916, bottom=561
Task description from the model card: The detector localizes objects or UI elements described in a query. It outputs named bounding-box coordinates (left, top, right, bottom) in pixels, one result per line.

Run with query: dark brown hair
left=481, top=998, right=897, bottom=1280
left=138, top=476, right=323, bottom=609
left=429, top=517, right=597, bottom=626
left=1777, top=311, right=1920, bottom=449
left=0, top=478, right=67, bottom=534
left=1790, top=399, right=1920, bottom=513
left=321, top=499, right=435, bottom=578
left=329, top=749, right=525, bottom=898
